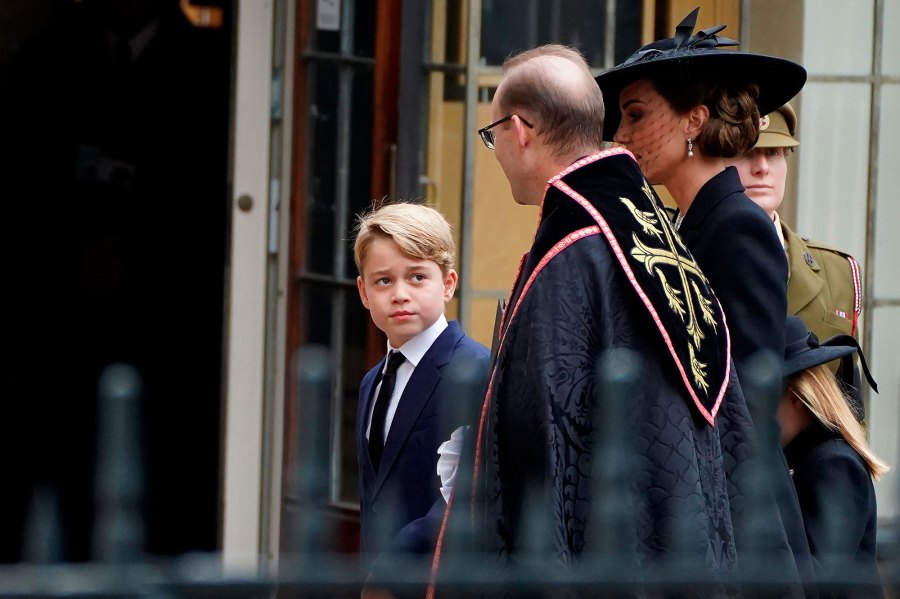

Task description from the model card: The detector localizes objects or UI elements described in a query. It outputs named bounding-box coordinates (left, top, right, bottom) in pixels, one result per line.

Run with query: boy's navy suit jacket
left=356, top=320, right=488, bottom=562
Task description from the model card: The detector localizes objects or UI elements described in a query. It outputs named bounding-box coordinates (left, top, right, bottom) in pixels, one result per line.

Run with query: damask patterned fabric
left=437, top=151, right=802, bottom=595
left=548, top=153, right=729, bottom=422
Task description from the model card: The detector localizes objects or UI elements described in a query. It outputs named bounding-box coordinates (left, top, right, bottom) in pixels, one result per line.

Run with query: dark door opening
left=0, top=0, right=233, bottom=562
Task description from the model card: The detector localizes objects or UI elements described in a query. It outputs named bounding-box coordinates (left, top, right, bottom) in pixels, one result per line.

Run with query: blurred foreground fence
left=2, top=348, right=899, bottom=598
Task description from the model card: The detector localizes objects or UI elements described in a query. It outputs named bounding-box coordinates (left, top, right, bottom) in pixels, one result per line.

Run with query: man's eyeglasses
left=478, top=114, right=534, bottom=150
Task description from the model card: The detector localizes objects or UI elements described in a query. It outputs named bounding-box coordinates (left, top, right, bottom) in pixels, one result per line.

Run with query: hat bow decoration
left=784, top=317, right=878, bottom=395
left=818, top=333, right=878, bottom=394
left=806, top=331, right=820, bottom=348
left=622, top=7, right=739, bottom=67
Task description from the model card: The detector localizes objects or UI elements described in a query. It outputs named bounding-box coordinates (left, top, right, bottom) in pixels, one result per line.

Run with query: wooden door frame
left=281, top=0, right=404, bottom=557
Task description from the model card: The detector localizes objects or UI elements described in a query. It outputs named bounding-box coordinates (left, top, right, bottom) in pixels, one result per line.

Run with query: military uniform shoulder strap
left=798, top=233, right=863, bottom=328
left=803, top=236, right=851, bottom=257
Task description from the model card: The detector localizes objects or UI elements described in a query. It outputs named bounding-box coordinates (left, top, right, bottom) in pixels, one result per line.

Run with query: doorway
left=0, top=0, right=232, bottom=561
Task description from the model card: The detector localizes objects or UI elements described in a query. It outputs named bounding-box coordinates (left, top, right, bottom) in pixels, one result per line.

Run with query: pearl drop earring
left=687, top=137, right=694, bottom=158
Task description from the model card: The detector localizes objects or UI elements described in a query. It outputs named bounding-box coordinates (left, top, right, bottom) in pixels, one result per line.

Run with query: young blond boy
left=353, top=202, right=489, bottom=567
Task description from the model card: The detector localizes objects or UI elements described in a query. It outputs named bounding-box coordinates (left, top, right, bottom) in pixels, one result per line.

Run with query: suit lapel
left=358, top=365, right=381, bottom=483
left=371, top=321, right=463, bottom=498
left=783, top=223, right=824, bottom=315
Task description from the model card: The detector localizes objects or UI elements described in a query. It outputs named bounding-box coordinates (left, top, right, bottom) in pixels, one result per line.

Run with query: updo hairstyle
left=653, top=69, right=761, bottom=158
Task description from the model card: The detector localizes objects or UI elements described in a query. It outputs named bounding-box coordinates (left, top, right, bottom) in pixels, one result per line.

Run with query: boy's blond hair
left=353, top=202, right=456, bottom=274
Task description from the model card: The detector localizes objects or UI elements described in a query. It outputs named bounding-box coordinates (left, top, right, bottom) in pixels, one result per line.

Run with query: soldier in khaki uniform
left=730, top=102, right=862, bottom=342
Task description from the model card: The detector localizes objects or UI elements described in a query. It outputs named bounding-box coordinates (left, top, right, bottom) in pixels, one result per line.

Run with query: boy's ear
left=443, top=269, right=458, bottom=302
left=357, top=276, right=370, bottom=310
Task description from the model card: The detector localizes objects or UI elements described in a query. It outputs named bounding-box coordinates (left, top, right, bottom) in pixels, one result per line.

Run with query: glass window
left=803, top=0, right=874, bottom=76
left=797, top=82, right=871, bottom=261
left=480, top=1, right=642, bottom=68
left=297, top=0, right=378, bottom=510
left=868, top=306, right=900, bottom=520
left=796, top=0, right=899, bottom=527
left=308, top=62, right=340, bottom=276
left=339, top=298, right=371, bottom=503
left=883, top=0, right=900, bottom=76
left=313, top=0, right=373, bottom=55
left=345, top=68, right=375, bottom=278
left=874, top=84, right=900, bottom=299
left=305, top=64, right=374, bottom=278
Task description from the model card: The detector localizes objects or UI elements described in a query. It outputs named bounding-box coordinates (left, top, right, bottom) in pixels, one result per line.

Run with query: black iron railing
left=2, top=348, right=896, bottom=598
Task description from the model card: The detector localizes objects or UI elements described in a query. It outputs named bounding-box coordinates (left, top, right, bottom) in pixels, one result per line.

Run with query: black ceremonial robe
left=429, top=149, right=802, bottom=595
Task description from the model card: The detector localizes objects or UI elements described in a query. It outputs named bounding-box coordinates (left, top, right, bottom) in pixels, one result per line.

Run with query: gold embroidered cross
left=621, top=181, right=716, bottom=393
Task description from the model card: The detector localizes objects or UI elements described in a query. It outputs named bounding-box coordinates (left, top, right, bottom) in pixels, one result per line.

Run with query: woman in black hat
left=595, top=7, right=807, bottom=384
left=781, top=315, right=886, bottom=587
left=595, top=6, right=817, bottom=586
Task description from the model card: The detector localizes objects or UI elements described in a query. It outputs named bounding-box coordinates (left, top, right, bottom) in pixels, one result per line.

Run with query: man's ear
left=513, top=114, right=535, bottom=149
left=357, top=276, right=370, bottom=310
left=684, top=105, right=709, bottom=139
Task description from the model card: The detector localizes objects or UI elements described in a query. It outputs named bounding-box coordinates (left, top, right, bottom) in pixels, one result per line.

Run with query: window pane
left=344, top=68, right=374, bottom=279
left=302, top=283, right=335, bottom=346
left=338, top=295, right=371, bottom=503
left=803, top=0, right=873, bottom=76
left=874, top=84, right=900, bottom=299
left=883, top=0, right=900, bottom=76
left=353, top=0, right=376, bottom=58
left=308, top=62, right=339, bottom=275
left=310, top=0, right=373, bottom=55
left=797, top=82, right=870, bottom=261
left=868, top=306, right=900, bottom=520
left=613, top=1, right=642, bottom=65
left=314, top=24, right=340, bottom=54
left=308, top=61, right=373, bottom=279
left=480, top=0, right=641, bottom=68
left=425, top=70, right=466, bottom=245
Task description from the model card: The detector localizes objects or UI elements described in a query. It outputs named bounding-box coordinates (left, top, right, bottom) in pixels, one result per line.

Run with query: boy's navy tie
left=368, top=350, right=406, bottom=473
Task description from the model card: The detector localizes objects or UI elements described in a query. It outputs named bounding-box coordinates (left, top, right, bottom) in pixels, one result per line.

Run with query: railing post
left=92, top=363, right=145, bottom=563
left=581, top=348, right=641, bottom=595
left=740, top=350, right=798, bottom=594
left=293, top=345, right=334, bottom=558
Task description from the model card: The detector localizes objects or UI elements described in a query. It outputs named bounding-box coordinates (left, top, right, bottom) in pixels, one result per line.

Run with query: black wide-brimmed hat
left=594, top=7, right=807, bottom=141
left=783, top=315, right=877, bottom=417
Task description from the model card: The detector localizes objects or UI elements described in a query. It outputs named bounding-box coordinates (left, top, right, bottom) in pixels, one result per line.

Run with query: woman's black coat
left=676, top=166, right=817, bottom=587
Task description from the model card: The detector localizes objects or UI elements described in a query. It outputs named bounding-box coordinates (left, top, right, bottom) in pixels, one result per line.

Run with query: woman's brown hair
left=653, top=70, right=760, bottom=158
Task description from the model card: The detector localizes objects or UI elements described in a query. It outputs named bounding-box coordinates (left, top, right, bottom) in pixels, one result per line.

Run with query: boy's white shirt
left=365, top=314, right=448, bottom=441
